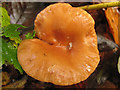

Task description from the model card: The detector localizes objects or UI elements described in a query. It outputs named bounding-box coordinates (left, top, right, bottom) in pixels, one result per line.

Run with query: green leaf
left=25, top=31, right=36, bottom=39
left=0, top=38, right=2, bottom=67
left=117, top=56, right=120, bottom=74
left=1, top=38, right=23, bottom=74
left=0, top=7, right=10, bottom=27
left=2, top=24, right=26, bottom=44
left=0, top=7, right=24, bottom=74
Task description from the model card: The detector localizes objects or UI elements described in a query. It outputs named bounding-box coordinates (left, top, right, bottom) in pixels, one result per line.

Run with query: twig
left=80, top=1, right=120, bottom=10
left=3, top=75, right=27, bottom=88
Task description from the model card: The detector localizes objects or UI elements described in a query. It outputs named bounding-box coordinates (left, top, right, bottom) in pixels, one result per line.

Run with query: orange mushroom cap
left=17, top=3, right=100, bottom=85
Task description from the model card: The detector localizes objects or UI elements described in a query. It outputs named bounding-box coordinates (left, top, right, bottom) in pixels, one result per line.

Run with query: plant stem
left=80, top=1, right=120, bottom=10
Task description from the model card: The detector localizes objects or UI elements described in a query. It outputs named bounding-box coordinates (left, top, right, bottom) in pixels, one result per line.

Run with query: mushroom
left=17, top=3, right=100, bottom=85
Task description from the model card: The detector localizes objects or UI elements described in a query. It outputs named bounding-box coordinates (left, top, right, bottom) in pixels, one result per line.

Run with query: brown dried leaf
left=3, top=75, right=27, bottom=88
left=98, top=80, right=117, bottom=88
left=2, top=72, right=10, bottom=86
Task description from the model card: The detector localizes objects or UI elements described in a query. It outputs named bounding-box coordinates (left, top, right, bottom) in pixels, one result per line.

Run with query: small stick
left=80, top=1, right=120, bottom=10
left=3, top=76, right=27, bottom=88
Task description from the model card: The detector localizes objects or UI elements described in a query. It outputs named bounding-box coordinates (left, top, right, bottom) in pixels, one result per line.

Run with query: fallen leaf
left=105, top=7, right=120, bottom=45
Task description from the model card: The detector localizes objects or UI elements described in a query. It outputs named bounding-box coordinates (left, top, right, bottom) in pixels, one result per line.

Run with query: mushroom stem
left=80, top=1, right=120, bottom=10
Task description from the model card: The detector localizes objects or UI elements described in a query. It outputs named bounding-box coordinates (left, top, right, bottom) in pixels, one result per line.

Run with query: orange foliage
left=105, top=7, right=120, bottom=45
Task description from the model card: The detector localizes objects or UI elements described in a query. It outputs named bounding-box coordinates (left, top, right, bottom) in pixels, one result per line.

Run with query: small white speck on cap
left=69, top=42, right=72, bottom=50
left=86, top=64, right=91, bottom=72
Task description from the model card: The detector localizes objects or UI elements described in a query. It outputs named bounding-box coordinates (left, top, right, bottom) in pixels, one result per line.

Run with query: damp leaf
left=2, top=24, right=26, bottom=44
left=2, top=38, right=23, bottom=74
left=0, top=7, right=10, bottom=27
left=25, top=31, right=36, bottom=39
